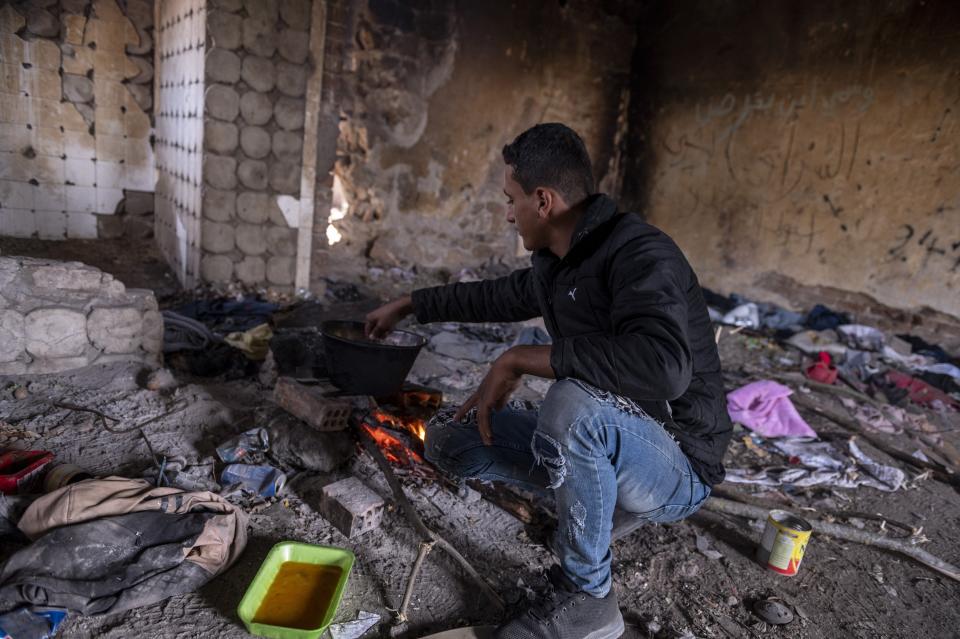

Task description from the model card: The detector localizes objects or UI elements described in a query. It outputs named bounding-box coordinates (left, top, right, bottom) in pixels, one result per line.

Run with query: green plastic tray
left=237, top=541, right=355, bottom=639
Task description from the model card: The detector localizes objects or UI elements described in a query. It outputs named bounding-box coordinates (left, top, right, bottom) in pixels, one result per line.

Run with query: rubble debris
left=320, top=476, right=385, bottom=539
left=221, top=464, right=286, bottom=498
left=216, top=427, right=270, bottom=463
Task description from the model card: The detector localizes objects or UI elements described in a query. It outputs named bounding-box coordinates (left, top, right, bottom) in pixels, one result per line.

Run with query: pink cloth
left=727, top=380, right=817, bottom=438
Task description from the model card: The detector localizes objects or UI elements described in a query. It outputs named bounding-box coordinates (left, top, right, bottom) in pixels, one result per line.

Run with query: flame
left=370, top=409, right=426, bottom=442
left=362, top=423, right=424, bottom=465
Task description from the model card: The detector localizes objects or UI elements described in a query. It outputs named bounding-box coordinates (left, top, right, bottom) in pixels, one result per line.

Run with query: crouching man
left=365, top=123, right=732, bottom=639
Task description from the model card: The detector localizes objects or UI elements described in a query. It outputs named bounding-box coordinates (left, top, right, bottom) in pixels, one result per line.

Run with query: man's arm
left=550, top=242, right=693, bottom=401
left=411, top=267, right=541, bottom=324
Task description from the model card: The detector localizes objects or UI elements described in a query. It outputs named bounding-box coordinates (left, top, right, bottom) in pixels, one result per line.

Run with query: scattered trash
left=0, top=607, right=67, bottom=639
left=143, top=456, right=220, bottom=493
left=727, top=381, right=817, bottom=438
left=786, top=329, right=848, bottom=358
left=144, top=368, right=178, bottom=392
left=217, top=428, right=270, bottom=463
left=695, top=534, right=724, bottom=560
left=722, top=303, right=760, bottom=329
left=879, top=370, right=960, bottom=410
left=752, top=599, right=794, bottom=625
left=837, top=324, right=885, bottom=351
left=0, top=477, right=248, bottom=615
left=224, top=323, right=274, bottom=360
left=221, top=464, right=286, bottom=498
left=805, top=351, right=838, bottom=385
left=161, top=310, right=219, bottom=353
left=328, top=610, right=380, bottom=639
left=804, top=304, right=851, bottom=331
left=0, top=450, right=54, bottom=495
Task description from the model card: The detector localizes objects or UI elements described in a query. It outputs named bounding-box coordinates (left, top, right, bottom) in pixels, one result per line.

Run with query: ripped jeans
left=424, top=378, right=711, bottom=597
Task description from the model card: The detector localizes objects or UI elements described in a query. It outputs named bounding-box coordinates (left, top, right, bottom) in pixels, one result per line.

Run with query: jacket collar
left=532, top=193, right=618, bottom=270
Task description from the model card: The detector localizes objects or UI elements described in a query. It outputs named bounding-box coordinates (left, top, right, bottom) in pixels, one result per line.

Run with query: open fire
left=356, top=383, right=442, bottom=470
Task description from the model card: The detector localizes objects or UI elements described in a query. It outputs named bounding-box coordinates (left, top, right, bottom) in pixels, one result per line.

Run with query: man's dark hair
left=502, top=123, right=595, bottom=204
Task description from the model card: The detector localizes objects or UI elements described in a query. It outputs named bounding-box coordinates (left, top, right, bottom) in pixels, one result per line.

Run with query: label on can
left=757, top=510, right=812, bottom=576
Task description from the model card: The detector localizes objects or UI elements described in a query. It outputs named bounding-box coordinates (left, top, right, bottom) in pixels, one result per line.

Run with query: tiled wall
left=154, top=0, right=206, bottom=287
left=0, top=1, right=155, bottom=240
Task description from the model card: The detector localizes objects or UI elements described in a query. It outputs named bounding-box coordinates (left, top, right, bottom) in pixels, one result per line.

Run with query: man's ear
left=535, top=187, right=553, bottom=219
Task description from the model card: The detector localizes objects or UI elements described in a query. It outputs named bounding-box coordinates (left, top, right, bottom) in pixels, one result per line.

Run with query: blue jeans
left=425, top=379, right=711, bottom=597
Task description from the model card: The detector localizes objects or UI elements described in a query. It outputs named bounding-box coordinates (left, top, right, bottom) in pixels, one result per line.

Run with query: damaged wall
left=312, top=0, right=635, bottom=286
left=0, top=0, right=155, bottom=241
left=635, top=0, right=960, bottom=319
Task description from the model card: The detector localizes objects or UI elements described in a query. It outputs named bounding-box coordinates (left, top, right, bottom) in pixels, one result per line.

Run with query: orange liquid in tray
left=253, top=562, right=343, bottom=629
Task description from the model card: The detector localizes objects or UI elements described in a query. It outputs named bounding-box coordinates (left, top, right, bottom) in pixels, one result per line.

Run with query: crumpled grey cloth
left=725, top=438, right=905, bottom=491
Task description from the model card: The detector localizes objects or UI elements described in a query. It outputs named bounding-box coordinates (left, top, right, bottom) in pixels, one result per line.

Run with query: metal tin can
left=756, top=510, right=813, bottom=576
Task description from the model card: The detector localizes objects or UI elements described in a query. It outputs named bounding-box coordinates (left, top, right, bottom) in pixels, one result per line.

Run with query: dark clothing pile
left=412, top=194, right=732, bottom=485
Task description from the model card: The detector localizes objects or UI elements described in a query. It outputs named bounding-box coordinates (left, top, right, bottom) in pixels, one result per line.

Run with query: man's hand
left=365, top=295, right=414, bottom=338
left=455, top=345, right=554, bottom=446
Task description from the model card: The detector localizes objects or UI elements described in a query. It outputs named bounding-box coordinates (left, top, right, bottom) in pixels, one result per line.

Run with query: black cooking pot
left=321, top=320, right=426, bottom=396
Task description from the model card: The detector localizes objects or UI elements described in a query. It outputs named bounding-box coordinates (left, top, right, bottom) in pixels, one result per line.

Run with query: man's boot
left=494, top=565, right=624, bottom=639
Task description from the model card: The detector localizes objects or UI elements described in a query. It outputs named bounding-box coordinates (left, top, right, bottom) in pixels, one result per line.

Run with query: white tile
left=65, top=158, right=96, bottom=186
left=124, top=161, right=155, bottom=192
left=31, top=155, right=65, bottom=185
left=66, top=211, right=98, bottom=239
left=64, top=130, right=96, bottom=160
left=0, top=122, right=29, bottom=152
left=95, top=133, right=125, bottom=162
left=32, top=126, right=64, bottom=157
left=34, top=183, right=65, bottom=210
left=95, top=160, right=124, bottom=189
left=0, top=208, right=35, bottom=238
left=95, top=187, right=124, bottom=214
left=0, top=151, right=29, bottom=180
left=34, top=210, right=66, bottom=239
left=0, top=179, right=35, bottom=209
left=65, top=185, right=96, bottom=213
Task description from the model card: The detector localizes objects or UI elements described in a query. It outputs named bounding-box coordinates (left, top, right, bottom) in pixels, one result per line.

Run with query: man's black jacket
left=411, top=194, right=732, bottom=485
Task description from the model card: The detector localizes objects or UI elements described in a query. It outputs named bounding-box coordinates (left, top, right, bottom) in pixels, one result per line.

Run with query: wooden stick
left=704, top=497, right=960, bottom=583
left=397, top=540, right=435, bottom=623
left=358, top=428, right=506, bottom=617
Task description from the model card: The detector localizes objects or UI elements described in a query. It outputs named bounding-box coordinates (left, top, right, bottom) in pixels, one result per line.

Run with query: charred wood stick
left=704, top=497, right=960, bottom=583
left=711, top=485, right=921, bottom=536
left=358, top=428, right=505, bottom=616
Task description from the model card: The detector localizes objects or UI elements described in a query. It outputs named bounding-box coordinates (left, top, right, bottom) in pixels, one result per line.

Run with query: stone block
left=240, top=126, right=271, bottom=159
left=208, top=10, right=242, bottom=50
left=204, top=121, right=239, bottom=154
left=126, top=0, right=152, bottom=28
left=0, top=5, right=26, bottom=33
left=273, top=377, right=353, bottom=431
left=278, top=29, right=309, bottom=63
left=244, top=0, right=278, bottom=22
left=27, top=8, right=59, bottom=37
left=88, top=307, right=142, bottom=353
left=320, top=477, right=385, bottom=538
left=61, top=0, right=89, bottom=14
left=32, top=264, right=101, bottom=290
left=267, top=255, right=295, bottom=285
left=276, top=61, right=306, bottom=97
left=274, top=97, right=305, bottom=131
left=201, top=220, right=235, bottom=253
left=204, top=154, right=238, bottom=190
left=63, top=74, right=94, bottom=103
left=267, top=226, right=297, bottom=256
left=126, top=22, right=152, bottom=55
left=241, top=55, right=275, bottom=92
left=206, top=84, right=240, bottom=121
left=203, top=188, right=236, bottom=222
left=272, top=130, right=303, bottom=161
left=235, top=256, right=266, bottom=284
left=238, top=159, right=268, bottom=190
left=239, top=91, right=273, bottom=125
left=201, top=254, right=234, bottom=283
left=0, top=310, right=25, bottom=363
left=127, top=56, right=153, bottom=84
left=236, top=223, right=268, bottom=255
left=269, top=160, right=300, bottom=194
left=279, top=0, right=310, bottom=30
left=242, top=17, right=277, bottom=57
left=125, top=83, right=152, bottom=111
left=237, top=191, right=270, bottom=224
left=206, top=48, right=241, bottom=84
left=25, top=308, right=87, bottom=358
